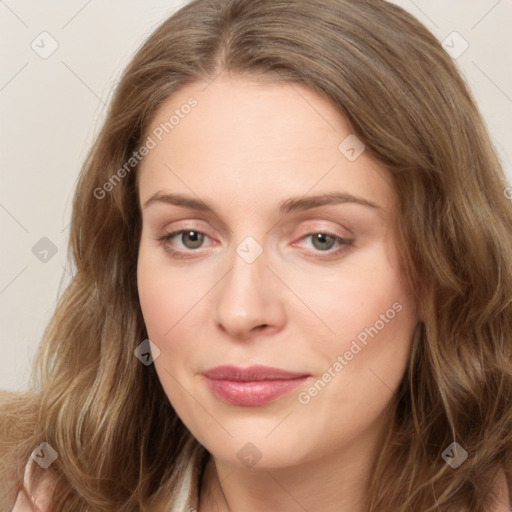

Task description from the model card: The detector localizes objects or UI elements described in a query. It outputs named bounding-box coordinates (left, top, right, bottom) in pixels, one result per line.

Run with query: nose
left=213, top=240, right=286, bottom=340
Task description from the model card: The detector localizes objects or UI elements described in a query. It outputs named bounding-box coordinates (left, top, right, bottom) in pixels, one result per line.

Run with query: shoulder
left=11, top=457, right=56, bottom=512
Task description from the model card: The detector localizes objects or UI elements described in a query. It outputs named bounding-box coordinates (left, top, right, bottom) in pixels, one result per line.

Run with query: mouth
left=201, top=365, right=312, bottom=406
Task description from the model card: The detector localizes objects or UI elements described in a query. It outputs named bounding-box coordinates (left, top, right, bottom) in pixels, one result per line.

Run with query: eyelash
left=156, top=229, right=354, bottom=260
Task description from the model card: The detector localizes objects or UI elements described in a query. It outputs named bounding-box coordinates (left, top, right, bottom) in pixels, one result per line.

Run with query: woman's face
left=137, top=74, right=420, bottom=470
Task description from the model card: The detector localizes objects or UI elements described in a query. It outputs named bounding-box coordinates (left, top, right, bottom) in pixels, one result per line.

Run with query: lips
left=201, top=365, right=311, bottom=406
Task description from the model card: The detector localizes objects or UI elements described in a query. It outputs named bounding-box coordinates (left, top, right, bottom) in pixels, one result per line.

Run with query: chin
left=198, top=430, right=312, bottom=470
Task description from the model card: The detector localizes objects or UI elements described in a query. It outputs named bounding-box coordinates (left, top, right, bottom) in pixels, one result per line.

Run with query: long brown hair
left=1, top=0, right=512, bottom=510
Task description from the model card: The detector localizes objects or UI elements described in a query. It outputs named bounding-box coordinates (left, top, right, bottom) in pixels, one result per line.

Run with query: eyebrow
left=143, top=191, right=381, bottom=215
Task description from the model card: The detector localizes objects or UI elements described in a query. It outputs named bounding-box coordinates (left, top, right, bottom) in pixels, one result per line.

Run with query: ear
left=21, top=457, right=56, bottom=512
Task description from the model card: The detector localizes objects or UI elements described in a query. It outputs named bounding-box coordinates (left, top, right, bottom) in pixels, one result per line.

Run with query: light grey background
left=1, top=0, right=511, bottom=391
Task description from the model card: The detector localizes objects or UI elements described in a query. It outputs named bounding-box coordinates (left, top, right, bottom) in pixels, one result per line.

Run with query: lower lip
left=204, top=376, right=309, bottom=406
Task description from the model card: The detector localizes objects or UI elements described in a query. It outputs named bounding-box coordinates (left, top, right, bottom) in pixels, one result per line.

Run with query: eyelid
left=159, top=220, right=214, bottom=239
left=291, top=232, right=353, bottom=256
left=160, top=218, right=351, bottom=237
left=293, top=219, right=353, bottom=238
left=157, top=220, right=350, bottom=245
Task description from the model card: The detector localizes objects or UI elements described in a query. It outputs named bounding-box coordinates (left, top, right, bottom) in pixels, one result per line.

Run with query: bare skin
left=136, top=72, right=422, bottom=511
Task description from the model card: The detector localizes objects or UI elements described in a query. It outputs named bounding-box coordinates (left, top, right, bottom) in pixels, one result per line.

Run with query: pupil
left=314, top=233, right=334, bottom=251
left=184, top=231, right=203, bottom=249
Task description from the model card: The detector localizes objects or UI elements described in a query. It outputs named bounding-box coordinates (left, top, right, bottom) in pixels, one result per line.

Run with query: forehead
left=137, top=74, right=395, bottom=216
left=144, top=74, right=350, bottom=158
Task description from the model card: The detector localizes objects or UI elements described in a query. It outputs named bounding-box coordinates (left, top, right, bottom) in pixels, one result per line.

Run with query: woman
left=1, top=0, right=511, bottom=510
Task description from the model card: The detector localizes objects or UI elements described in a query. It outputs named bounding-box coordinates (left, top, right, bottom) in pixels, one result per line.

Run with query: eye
left=156, top=229, right=353, bottom=260
left=158, top=229, right=210, bottom=255
left=295, top=232, right=353, bottom=259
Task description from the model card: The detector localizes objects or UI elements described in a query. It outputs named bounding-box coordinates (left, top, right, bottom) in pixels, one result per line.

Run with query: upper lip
left=201, top=365, right=310, bottom=381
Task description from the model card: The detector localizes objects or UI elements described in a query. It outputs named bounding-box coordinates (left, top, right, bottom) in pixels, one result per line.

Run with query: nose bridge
left=213, top=232, right=284, bottom=336
left=222, top=234, right=269, bottom=308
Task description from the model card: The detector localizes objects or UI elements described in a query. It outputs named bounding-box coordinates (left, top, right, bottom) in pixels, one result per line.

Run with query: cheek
left=137, top=265, right=175, bottom=340
left=295, top=238, right=417, bottom=404
left=137, top=249, right=214, bottom=441
left=288, top=239, right=409, bottom=342
left=136, top=246, right=206, bottom=340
